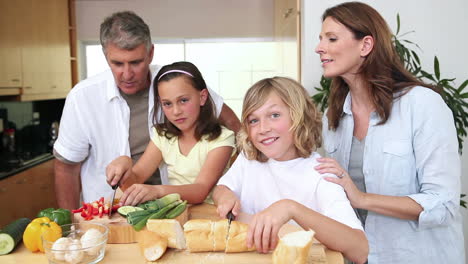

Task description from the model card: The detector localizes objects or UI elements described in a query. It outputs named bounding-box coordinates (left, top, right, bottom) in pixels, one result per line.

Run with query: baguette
left=183, top=219, right=214, bottom=252
left=213, top=219, right=228, bottom=251
left=138, top=230, right=167, bottom=262
left=183, top=219, right=256, bottom=253
left=146, top=219, right=186, bottom=249
left=272, top=230, right=315, bottom=264
left=225, top=221, right=255, bottom=253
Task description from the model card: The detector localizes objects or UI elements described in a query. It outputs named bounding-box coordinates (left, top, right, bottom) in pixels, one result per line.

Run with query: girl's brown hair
left=238, top=77, right=322, bottom=162
left=323, top=1, right=437, bottom=130
left=153, top=61, right=221, bottom=141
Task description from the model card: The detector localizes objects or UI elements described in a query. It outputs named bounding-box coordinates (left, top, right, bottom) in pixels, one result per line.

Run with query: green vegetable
left=148, top=200, right=182, bottom=220
left=165, top=200, right=187, bottom=219
left=131, top=200, right=182, bottom=231
left=139, top=193, right=181, bottom=210
left=127, top=209, right=158, bottom=226
left=0, top=218, right=31, bottom=255
left=37, top=208, right=72, bottom=226
left=117, top=206, right=143, bottom=217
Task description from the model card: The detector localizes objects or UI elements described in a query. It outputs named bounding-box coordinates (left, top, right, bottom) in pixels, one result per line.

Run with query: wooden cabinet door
left=274, top=0, right=301, bottom=81
left=0, top=1, right=23, bottom=88
left=22, top=0, right=71, bottom=97
left=0, top=159, right=58, bottom=227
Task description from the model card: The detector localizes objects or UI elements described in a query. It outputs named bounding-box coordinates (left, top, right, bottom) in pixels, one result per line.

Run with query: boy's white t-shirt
left=217, top=152, right=363, bottom=230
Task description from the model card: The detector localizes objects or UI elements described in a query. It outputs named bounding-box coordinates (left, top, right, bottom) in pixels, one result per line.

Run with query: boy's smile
left=247, top=92, right=298, bottom=161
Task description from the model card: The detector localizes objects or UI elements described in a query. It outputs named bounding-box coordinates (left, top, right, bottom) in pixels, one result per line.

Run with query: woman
left=314, top=2, right=464, bottom=263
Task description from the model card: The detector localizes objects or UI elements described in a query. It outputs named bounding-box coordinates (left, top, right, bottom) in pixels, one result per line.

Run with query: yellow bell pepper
left=23, top=217, right=62, bottom=253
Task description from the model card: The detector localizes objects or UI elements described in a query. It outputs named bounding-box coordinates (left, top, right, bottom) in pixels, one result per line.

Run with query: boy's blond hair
left=237, top=77, right=322, bottom=162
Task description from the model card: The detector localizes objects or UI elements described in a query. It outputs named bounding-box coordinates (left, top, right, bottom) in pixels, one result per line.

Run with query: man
left=54, top=11, right=240, bottom=210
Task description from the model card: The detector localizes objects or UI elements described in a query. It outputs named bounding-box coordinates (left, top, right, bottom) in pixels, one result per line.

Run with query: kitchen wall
left=75, top=0, right=274, bottom=41
left=301, top=0, right=468, bottom=261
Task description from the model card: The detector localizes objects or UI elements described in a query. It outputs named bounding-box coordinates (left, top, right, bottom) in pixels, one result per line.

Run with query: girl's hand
left=119, top=184, right=160, bottom=206
left=247, top=200, right=294, bottom=253
left=106, top=156, right=133, bottom=187
left=315, top=157, right=366, bottom=208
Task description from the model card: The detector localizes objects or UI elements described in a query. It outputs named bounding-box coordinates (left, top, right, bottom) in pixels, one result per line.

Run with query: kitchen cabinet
left=0, top=0, right=72, bottom=101
left=0, top=159, right=57, bottom=227
left=274, top=0, right=301, bottom=81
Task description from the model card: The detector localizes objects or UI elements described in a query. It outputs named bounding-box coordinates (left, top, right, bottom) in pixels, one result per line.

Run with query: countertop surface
left=0, top=152, right=53, bottom=180
left=1, top=204, right=344, bottom=264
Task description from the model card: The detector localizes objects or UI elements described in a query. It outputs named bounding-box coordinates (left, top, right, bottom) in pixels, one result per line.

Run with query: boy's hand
left=214, top=186, right=241, bottom=219
left=247, top=200, right=294, bottom=253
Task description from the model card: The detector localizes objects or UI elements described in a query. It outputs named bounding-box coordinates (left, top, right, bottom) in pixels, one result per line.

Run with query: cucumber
left=117, top=206, right=143, bottom=217
left=0, top=218, right=31, bottom=255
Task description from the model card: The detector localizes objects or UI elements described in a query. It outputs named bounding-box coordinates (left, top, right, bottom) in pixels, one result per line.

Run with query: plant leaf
left=434, top=56, right=440, bottom=80
left=457, top=79, right=468, bottom=93
left=396, top=14, right=401, bottom=35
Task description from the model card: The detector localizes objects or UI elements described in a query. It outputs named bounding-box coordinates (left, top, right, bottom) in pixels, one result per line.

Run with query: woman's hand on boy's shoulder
left=315, top=157, right=366, bottom=208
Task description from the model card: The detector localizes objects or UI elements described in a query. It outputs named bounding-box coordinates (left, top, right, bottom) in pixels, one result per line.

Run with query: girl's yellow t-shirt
left=151, top=126, right=235, bottom=203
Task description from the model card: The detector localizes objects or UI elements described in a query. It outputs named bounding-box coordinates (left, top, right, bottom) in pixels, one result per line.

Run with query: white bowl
left=42, top=222, right=108, bottom=264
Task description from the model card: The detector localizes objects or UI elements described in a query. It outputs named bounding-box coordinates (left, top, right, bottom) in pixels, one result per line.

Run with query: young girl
left=107, top=61, right=235, bottom=205
left=213, top=77, right=368, bottom=263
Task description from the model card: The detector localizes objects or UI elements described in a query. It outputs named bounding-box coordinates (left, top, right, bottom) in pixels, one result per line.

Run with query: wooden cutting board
left=73, top=208, right=188, bottom=244
left=148, top=204, right=329, bottom=263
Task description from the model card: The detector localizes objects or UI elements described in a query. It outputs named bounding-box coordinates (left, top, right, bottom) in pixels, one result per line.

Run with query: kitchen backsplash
left=0, top=99, right=65, bottom=157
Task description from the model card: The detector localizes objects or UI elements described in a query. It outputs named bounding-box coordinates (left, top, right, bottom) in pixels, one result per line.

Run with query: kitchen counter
left=0, top=152, right=54, bottom=180
left=1, top=204, right=344, bottom=264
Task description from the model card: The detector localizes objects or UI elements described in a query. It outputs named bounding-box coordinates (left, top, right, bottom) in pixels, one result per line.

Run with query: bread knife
left=226, top=211, right=234, bottom=239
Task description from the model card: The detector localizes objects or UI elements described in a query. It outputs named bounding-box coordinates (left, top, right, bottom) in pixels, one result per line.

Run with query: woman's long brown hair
left=323, top=2, right=437, bottom=130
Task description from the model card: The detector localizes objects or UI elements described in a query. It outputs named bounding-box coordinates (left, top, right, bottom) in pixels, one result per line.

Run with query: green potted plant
left=312, top=15, right=468, bottom=207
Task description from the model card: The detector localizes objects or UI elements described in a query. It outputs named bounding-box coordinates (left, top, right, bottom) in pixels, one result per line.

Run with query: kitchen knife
left=108, top=183, right=119, bottom=216
left=226, top=210, right=234, bottom=239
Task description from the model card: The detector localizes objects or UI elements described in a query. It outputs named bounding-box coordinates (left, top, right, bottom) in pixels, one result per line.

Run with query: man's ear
left=360, top=35, right=374, bottom=57
left=200, top=89, right=208, bottom=106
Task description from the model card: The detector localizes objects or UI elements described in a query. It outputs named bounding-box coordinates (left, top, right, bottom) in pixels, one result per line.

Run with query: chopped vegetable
left=72, top=197, right=120, bottom=220
left=0, top=218, right=31, bottom=255
left=118, top=206, right=144, bottom=217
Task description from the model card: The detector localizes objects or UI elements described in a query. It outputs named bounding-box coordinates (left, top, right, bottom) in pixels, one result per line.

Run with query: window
left=83, top=40, right=291, bottom=117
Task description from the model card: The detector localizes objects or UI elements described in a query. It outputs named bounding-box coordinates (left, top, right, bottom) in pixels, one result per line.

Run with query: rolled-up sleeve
left=54, top=90, right=90, bottom=162
left=407, top=90, right=461, bottom=229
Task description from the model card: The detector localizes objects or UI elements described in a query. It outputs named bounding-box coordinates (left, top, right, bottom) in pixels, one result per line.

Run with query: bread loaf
left=183, top=219, right=255, bottom=253
left=213, top=219, right=228, bottom=251
left=183, top=219, right=214, bottom=252
left=138, top=230, right=168, bottom=262
left=225, top=221, right=255, bottom=253
left=272, top=230, right=315, bottom=264
left=146, top=219, right=186, bottom=249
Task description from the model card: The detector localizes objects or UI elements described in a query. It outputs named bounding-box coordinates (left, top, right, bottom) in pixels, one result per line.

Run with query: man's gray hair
left=100, top=11, right=152, bottom=54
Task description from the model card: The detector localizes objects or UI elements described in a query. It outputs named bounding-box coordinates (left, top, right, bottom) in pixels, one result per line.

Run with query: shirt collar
left=343, top=92, right=352, bottom=115
left=343, top=92, right=381, bottom=124
left=105, top=65, right=162, bottom=102
left=106, top=71, right=121, bottom=101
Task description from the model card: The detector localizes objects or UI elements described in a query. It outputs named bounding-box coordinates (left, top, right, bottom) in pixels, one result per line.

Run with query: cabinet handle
left=51, top=85, right=57, bottom=89
left=0, top=187, right=6, bottom=193
left=283, top=8, right=293, bottom=18
left=40, top=185, right=49, bottom=191
left=11, top=78, right=20, bottom=82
